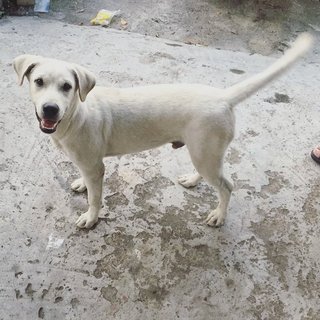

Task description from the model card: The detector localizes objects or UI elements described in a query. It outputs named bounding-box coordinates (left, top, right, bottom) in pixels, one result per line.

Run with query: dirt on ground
left=42, top=0, right=320, bottom=55
left=2, top=0, right=319, bottom=54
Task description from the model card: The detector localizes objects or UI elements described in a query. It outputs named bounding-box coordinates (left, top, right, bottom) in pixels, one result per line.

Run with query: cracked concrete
left=0, top=15, right=320, bottom=320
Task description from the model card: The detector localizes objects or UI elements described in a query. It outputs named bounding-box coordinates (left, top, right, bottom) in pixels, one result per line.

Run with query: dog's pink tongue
left=42, top=119, right=56, bottom=129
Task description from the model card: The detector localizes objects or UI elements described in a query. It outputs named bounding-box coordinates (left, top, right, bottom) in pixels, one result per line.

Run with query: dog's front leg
left=75, top=162, right=105, bottom=228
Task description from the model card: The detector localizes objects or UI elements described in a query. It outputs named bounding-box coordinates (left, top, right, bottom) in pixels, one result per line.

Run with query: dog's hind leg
left=187, top=137, right=233, bottom=227
left=204, top=175, right=233, bottom=227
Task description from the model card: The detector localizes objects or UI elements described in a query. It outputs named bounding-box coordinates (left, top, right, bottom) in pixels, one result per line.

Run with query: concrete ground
left=0, top=10, right=320, bottom=320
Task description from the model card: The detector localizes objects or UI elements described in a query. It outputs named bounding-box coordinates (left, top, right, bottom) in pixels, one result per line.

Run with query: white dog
left=14, top=34, right=312, bottom=229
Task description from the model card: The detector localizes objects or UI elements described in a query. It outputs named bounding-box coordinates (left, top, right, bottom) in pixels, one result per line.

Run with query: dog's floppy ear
left=72, top=64, right=96, bottom=102
left=13, top=54, right=43, bottom=86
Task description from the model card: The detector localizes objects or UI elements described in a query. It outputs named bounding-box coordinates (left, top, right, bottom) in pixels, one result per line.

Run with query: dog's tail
left=224, top=33, right=314, bottom=107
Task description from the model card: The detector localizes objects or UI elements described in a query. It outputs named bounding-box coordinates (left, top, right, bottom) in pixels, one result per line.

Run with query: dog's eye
left=62, top=83, right=72, bottom=92
left=35, top=78, right=44, bottom=87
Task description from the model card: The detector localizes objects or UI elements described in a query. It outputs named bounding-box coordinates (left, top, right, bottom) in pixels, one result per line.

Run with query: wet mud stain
left=247, top=284, right=288, bottom=320
left=231, top=173, right=256, bottom=198
left=226, top=147, right=242, bottom=165
left=297, top=268, right=319, bottom=300
left=264, top=92, right=291, bottom=104
left=140, top=52, right=176, bottom=64
left=230, top=68, right=245, bottom=74
left=93, top=231, right=135, bottom=280
left=25, top=283, right=36, bottom=300
left=38, top=307, right=44, bottom=319
left=93, top=206, right=227, bottom=307
left=133, top=176, right=174, bottom=207
left=15, top=289, right=23, bottom=299
left=302, top=182, right=320, bottom=224
left=106, top=171, right=130, bottom=194
left=71, top=297, right=80, bottom=308
left=104, top=192, right=129, bottom=211
left=101, top=285, right=118, bottom=304
left=260, top=170, right=289, bottom=198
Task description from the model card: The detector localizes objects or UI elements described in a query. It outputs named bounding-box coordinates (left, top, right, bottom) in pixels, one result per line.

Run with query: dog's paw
left=71, top=178, right=87, bottom=193
left=76, top=210, right=98, bottom=229
left=205, top=209, right=225, bottom=227
left=178, top=174, right=201, bottom=188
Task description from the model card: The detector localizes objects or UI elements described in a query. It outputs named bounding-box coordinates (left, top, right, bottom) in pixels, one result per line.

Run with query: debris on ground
left=34, top=0, right=50, bottom=13
left=90, top=9, right=120, bottom=27
left=120, top=18, right=128, bottom=29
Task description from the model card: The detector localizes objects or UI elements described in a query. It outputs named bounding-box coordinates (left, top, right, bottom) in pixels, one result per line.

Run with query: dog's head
left=13, top=54, right=96, bottom=134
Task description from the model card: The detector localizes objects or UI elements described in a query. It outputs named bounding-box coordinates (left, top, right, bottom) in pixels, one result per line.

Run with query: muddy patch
left=230, top=68, right=245, bottom=74
left=260, top=170, right=290, bottom=198
left=104, top=192, right=129, bottom=211
left=297, top=268, right=319, bottom=300
left=140, top=52, right=176, bottom=64
left=250, top=206, right=291, bottom=241
left=106, top=170, right=130, bottom=194
left=226, top=147, right=242, bottom=165
left=247, top=283, right=289, bottom=320
left=238, top=129, right=260, bottom=141
left=302, top=182, right=320, bottom=225
left=264, top=92, right=291, bottom=104
left=101, top=285, right=119, bottom=303
left=93, top=204, right=226, bottom=308
left=133, top=176, right=174, bottom=207
left=231, top=173, right=256, bottom=197
left=93, top=230, right=135, bottom=279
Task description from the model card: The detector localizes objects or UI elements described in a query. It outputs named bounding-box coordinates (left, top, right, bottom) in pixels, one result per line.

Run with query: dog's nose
left=42, top=103, right=59, bottom=119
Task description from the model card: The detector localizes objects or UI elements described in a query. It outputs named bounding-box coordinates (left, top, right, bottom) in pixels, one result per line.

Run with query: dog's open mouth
left=36, top=112, right=60, bottom=134
left=40, top=119, right=59, bottom=133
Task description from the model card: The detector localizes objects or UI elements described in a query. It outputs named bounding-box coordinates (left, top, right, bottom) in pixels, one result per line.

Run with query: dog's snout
left=42, top=103, right=59, bottom=119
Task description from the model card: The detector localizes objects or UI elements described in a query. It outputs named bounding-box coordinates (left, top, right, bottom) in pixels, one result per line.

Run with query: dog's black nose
left=42, top=103, right=59, bottom=119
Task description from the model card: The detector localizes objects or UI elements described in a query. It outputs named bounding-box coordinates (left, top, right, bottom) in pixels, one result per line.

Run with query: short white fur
left=13, top=33, right=313, bottom=228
